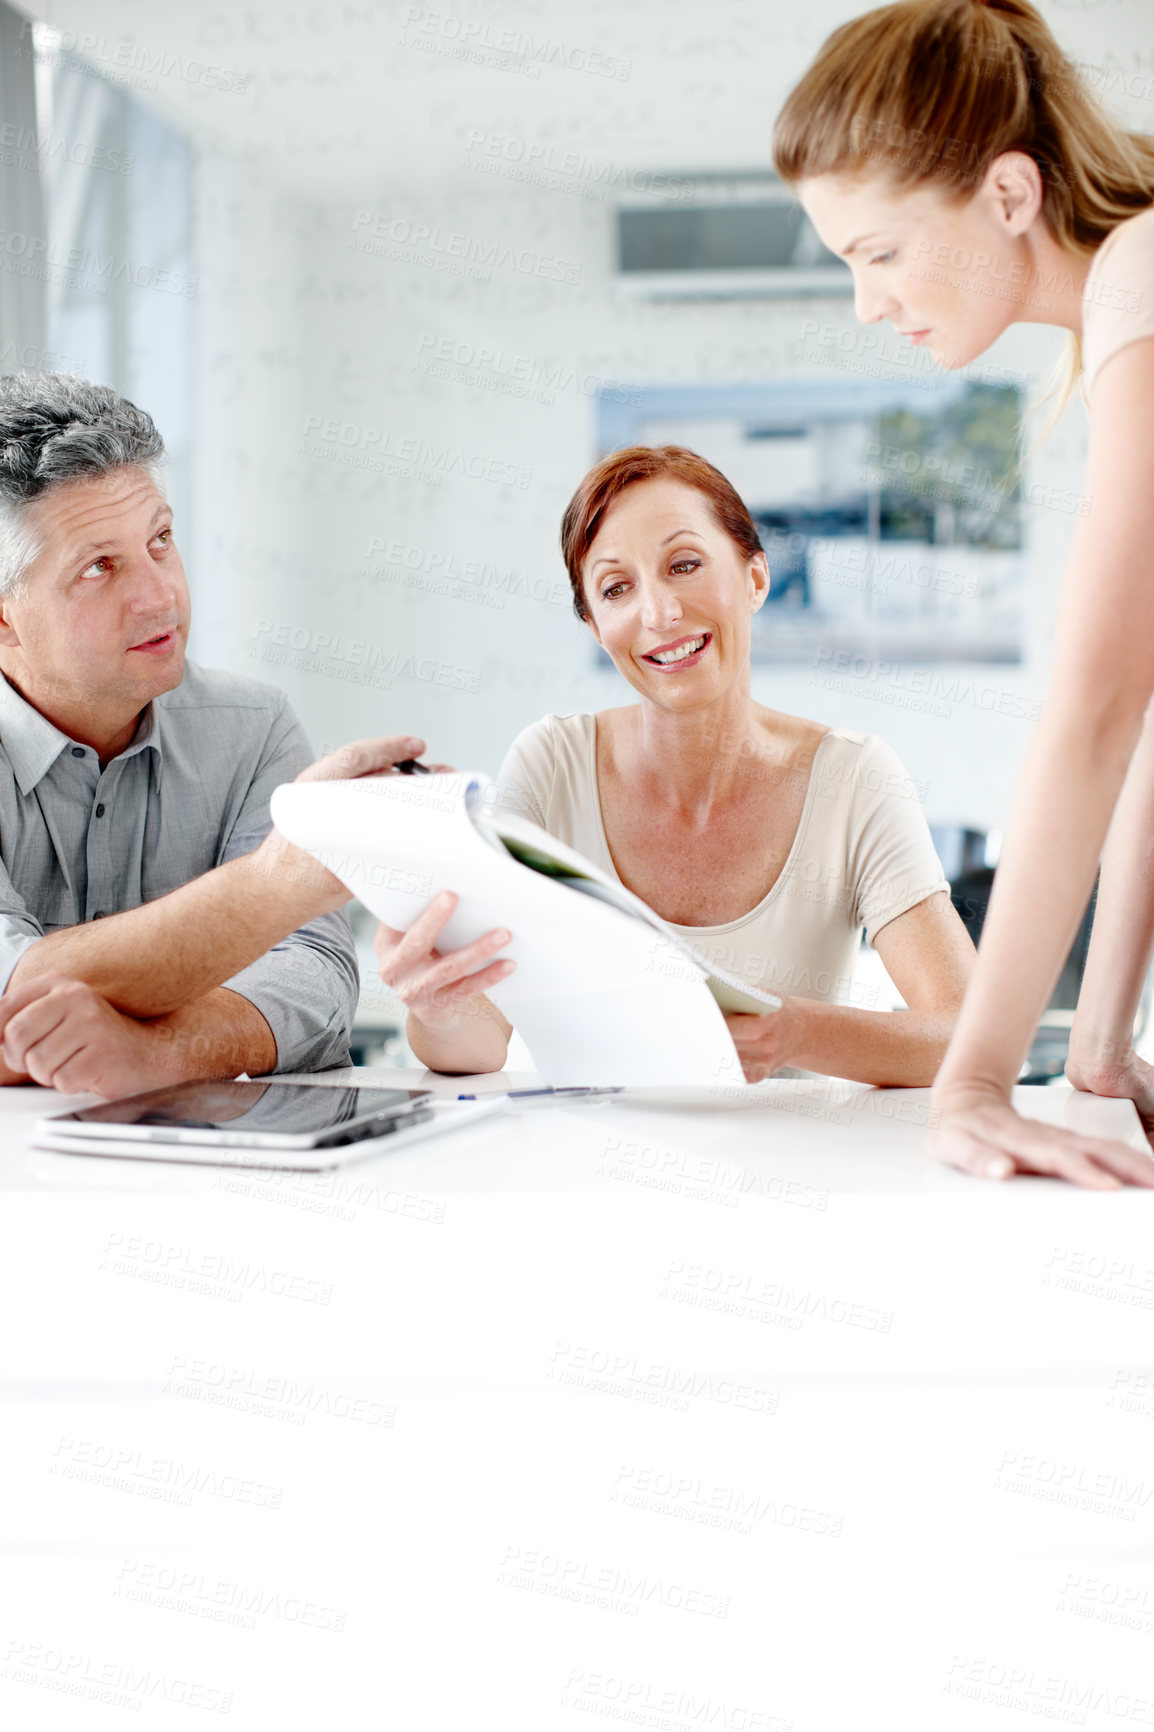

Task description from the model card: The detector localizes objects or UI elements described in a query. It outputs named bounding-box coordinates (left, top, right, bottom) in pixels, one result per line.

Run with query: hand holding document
left=270, top=772, right=781, bottom=1088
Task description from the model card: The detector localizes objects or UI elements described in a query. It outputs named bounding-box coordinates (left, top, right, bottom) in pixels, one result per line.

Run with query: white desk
left=2, top=1073, right=1152, bottom=1732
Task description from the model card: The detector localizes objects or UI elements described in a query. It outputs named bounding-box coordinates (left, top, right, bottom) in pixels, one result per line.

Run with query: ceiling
left=18, top=0, right=862, bottom=203
left=18, top=0, right=1151, bottom=209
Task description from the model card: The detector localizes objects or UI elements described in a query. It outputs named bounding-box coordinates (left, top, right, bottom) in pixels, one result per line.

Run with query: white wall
left=187, top=152, right=314, bottom=676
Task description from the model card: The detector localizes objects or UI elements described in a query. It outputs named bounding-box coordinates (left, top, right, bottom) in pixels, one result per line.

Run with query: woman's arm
left=374, top=892, right=514, bottom=1075
left=931, top=338, right=1154, bottom=1186
left=726, top=890, right=973, bottom=1085
left=1063, top=699, right=1154, bottom=1112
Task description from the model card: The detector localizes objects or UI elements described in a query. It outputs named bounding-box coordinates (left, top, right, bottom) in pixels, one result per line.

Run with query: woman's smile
left=640, top=631, right=711, bottom=670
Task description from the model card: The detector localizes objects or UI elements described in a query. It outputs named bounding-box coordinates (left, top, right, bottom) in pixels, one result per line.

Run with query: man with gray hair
left=0, top=372, right=424, bottom=1096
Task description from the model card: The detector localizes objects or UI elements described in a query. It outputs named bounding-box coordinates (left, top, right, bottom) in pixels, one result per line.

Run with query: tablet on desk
left=34, top=1079, right=505, bottom=1171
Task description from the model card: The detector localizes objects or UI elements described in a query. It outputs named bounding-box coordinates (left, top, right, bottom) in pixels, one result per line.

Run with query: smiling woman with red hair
left=375, top=443, right=976, bottom=1086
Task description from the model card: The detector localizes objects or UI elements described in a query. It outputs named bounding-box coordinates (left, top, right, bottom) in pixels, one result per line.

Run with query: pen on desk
left=457, top=1086, right=625, bottom=1101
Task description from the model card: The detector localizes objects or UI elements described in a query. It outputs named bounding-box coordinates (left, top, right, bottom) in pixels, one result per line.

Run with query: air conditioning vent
left=616, top=172, right=852, bottom=300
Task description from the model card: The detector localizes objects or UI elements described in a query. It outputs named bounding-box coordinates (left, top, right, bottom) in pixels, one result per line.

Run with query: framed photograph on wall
left=596, top=379, right=1023, bottom=665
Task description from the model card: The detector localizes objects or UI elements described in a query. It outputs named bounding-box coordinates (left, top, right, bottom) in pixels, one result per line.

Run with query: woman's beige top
left=1081, top=206, right=1154, bottom=409
left=496, top=713, right=949, bottom=1009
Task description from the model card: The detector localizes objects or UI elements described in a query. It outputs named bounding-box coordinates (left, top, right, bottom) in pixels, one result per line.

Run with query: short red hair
left=560, top=444, right=764, bottom=622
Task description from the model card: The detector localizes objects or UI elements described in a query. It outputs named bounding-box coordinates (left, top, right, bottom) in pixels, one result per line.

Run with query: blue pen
left=457, top=1086, right=625, bottom=1101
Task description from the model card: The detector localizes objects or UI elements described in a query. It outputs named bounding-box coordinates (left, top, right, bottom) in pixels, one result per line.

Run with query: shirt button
left=71, top=745, right=84, bottom=758
left=95, top=803, right=105, bottom=818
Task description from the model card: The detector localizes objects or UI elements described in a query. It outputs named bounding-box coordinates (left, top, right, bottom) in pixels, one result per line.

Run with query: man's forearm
left=790, top=1000, right=959, bottom=1087
left=0, top=985, right=277, bottom=1093
left=142, top=988, right=278, bottom=1082
left=8, top=840, right=338, bottom=1018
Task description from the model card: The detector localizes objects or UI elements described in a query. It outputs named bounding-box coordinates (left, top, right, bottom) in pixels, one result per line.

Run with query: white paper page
left=271, top=775, right=749, bottom=1088
left=487, top=806, right=781, bottom=1017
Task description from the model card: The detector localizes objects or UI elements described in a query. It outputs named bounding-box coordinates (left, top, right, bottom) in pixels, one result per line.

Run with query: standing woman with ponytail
left=773, top=0, right=1154, bottom=1186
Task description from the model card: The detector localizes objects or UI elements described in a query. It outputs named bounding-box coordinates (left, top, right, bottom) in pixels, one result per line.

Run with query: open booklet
left=270, top=772, right=781, bottom=1087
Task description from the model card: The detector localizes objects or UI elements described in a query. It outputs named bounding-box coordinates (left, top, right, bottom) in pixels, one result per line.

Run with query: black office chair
left=926, top=824, right=1142, bottom=1083
left=948, top=864, right=1097, bottom=1083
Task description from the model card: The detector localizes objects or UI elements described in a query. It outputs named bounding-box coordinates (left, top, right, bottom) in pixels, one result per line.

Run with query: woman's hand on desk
left=930, top=1079, right=1154, bottom=1190
left=1065, top=1046, right=1154, bottom=1127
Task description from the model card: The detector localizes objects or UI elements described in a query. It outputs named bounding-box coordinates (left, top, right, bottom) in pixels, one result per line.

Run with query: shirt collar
left=0, top=672, right=163, bottom=796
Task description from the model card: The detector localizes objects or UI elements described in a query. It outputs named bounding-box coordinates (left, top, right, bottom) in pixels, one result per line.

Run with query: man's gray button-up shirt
left=0, top=661, right=358, bottom=1073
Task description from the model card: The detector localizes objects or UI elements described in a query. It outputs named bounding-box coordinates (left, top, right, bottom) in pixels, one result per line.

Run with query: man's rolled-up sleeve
left=0, top=866, right=44, bottom=992
left=218, top=697, right=359, bottom=1073
left=223, top=914, right=359, bottom=1074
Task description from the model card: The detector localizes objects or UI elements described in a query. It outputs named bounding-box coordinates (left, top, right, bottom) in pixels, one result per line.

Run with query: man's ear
left=0, top=593, right=22, bottom=649
left=749, top=550, right=770, bottom=616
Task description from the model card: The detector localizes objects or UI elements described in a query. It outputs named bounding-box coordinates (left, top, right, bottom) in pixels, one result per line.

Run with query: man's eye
left=80, top=558, right=112, bottom=580
left=870, top=251, right=895, bottom=265
left=153, top=528, right=172, bottom=548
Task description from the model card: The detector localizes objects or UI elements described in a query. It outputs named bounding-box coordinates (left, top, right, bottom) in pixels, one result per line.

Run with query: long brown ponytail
left=773, top=0, right=1154, bottom=417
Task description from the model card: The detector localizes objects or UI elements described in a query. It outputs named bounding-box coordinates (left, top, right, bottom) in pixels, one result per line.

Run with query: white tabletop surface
left=2, top=1070, right=1152, bottom=1731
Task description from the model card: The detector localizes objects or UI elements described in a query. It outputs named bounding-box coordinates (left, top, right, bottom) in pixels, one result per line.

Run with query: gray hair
left=0, top=373, right=166, bottom=597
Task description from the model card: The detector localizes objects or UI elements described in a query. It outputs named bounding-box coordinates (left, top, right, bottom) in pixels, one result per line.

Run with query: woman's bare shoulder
left=751, top=704, right=833, bottom=764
